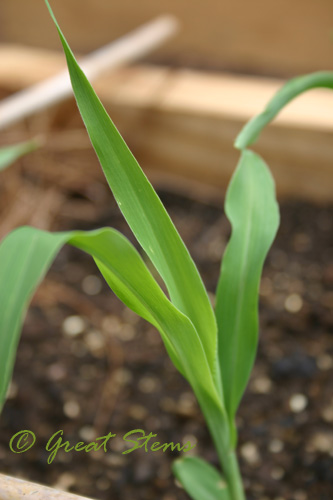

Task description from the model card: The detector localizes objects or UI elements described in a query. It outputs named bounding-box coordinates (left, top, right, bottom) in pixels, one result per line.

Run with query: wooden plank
left=0, top=473, right=95, bottom=500
left=0, top=45, right=332, bottom=202
left=0, top=0, right=332, bottom=76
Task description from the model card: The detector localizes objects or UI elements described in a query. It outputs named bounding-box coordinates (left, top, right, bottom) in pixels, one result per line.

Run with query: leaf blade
left=235, top=71, right=333, bottom=150
left=44, top=0, right=217, bottom=374
left=215, top=150, right=279, bottom=423
left=173, top=456, right=230, bottom=500
left=0, top=139, right=39, bottom=171
left=0, top=227, right=223, bottom=429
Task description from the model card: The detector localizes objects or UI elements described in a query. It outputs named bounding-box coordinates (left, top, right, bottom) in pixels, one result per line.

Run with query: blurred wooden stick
left=0, top=15, right=178, bottom=131
left=0, top=473, right=95, bottom=500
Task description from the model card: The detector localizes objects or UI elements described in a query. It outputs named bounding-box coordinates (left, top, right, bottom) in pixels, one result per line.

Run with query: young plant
left=0, top=139, right=40, bottom=172
left=1, top=2, right=332, bottom=498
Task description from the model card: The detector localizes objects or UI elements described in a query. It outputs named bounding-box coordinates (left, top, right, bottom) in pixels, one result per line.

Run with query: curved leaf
left=0, top=139, right=40, bottom=171
left=44, top=0, right=217, bottom=379
left=173, top=456, right=230, bottom=500
left=235, top=71, right=333, bottom=149
left=215, top=150, right=279, bottom=426
left=0, top=227, right=222, bottom=428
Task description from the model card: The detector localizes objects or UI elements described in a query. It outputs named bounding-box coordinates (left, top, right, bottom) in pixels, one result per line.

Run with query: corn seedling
left=0, top=139, right=40, bottom=172
left=1, top=2, right=332, bottom=498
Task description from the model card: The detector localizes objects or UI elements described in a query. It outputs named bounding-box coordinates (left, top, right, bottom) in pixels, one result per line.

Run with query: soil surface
left=0, top=181, right=332, bottom=500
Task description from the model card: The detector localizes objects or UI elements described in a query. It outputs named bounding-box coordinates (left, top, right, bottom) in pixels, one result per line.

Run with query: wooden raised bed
left=0, top=45, right=333, bottom=203
left=1, top=0, right=332, bottom=76
left=0, top=473, right=95, bottom=500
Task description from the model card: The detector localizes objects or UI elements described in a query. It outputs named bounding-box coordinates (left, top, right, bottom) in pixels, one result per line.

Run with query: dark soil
left=0, top=184, right=332, bottom=500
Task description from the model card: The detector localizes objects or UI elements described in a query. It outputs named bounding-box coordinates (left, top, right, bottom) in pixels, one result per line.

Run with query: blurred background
left=1, top=0, right=333, bottom=75
left=0, top=1, right=332, bottom=500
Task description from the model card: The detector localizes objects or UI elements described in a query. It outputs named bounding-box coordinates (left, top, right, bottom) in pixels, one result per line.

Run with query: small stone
left=53, top=472, right=76, bottom=490
left=289, top=393, right=308, bottom=413
left=240, top=442, right=260, bottom=466
left=177, top=392, right=197, bottom=416
left=316, top=354, right=333, bottom=371
left=309, top=432, right=333, bottom=453
left=79, top=426, right=96, bottom=442
left=105, top=452, right=126, bottom=467
left=81, top=274, right=102, bottom=295
left=63, top=400, right=81, bottom=419
left=84, top=329, right=105, bottom=353
left=322, top=405, right=333, bottom=423
left=48, top=363, right=66, bottom=381
left=138, top=375, right=159, bottom=393
left=271, top=467, right=285, bottom=480
left=182, top=434, right=197, bottom=450
left=251, top=376, right=272, bottom=394
left=128, top=404, right=148, bottom=420
left=110, top=436, right=125, bottom=452
left=284, top=293, right=303, bottom=313
left=62, top=315, right=85, bottom=336
left=269, top=439, right=284, bottom=453
left=102, top=315, right=122, bottom=334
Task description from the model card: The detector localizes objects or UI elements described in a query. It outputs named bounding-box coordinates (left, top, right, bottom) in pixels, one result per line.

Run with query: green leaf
left=173, top=456, right=230, bottom=500
left=215, top=150, right=279, bottom=426
left=0, top=139, right=40, bottom=171
left=44, top=0, right=217, bottom=378
left=0, top=226, right=223, bottom=431
left=235, top=71, right=333, bottom=150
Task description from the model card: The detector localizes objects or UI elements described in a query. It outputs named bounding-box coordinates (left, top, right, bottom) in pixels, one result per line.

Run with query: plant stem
left=222, top=450, right=246, bottom=500
left=209, top=421, right=245, bottom=499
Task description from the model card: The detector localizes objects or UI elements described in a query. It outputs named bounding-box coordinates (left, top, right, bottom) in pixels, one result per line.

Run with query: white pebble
left=309, top=432, right=333, bottom=453
left=62, top=315, right=85, bottom=336
left=85, top=330, right=105, bottom=352
left=289, top=393, right=308, bottom=413
left=316, top=354, right=333, bottom=371
left=284, top=293, right=303, bottom=313
left=240, top=442, right=260, bottom=466
left=182, top=434, right=198, bottom=449
left=269, top=439, right=284, bottom=453
left=53, top=472, right=76, bottom=490
left=81, top=275, right=102, bottom=295
left=79, top=426, right=96, bottom=442
left=252, top=376, right=272, bottom=394
left=63, top=400, right=81, bottom=419
left=322, top=405, right=333, bottom=423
